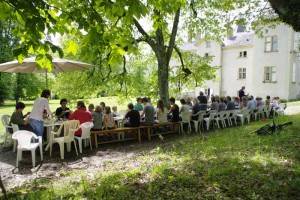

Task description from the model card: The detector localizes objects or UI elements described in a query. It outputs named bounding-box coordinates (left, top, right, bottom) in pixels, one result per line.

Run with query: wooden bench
left=91, top=122, right=180, bottom=148
left=91, top=127, right=141, bottom=148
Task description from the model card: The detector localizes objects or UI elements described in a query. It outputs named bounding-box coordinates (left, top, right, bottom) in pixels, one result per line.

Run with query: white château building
left=182, top=24, right=300, bottom=100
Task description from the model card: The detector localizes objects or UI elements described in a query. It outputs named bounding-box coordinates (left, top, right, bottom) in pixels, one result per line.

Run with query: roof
left=181, top=31, right=254, bottom=51
left=223, top=32, right=254, bottom=47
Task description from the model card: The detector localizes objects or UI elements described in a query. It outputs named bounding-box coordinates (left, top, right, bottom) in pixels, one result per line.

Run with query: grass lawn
left=4, top=114, right=300, bottom=199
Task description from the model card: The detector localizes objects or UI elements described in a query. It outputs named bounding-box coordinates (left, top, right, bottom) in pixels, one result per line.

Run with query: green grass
left=5, top=114, right=300, bottom=200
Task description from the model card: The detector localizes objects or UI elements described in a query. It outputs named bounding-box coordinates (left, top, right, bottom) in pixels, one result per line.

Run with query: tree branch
left=133, top=18, right=156, bottom=48
left=174, top=45, right=192, bottom=77
left=166, top=8, right=180, bottom=63
left=174, top=45, right=184, bottom=68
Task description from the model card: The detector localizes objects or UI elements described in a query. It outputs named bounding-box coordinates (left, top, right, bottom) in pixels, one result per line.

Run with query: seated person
left=218, top=97, right=227, bottom=111
left=179, top=99, right=190, bottom=113
left=156, top=99, right=168, bottom=123
left=55, top=99, right=70, bottom=120
left=112, top=106, right=120, bottom=117
left=88, top=104, right=95, bottom=113
left=198, top=94, right=208, bottom=111
left=197, top=92, right=208, bottom=105
left=191, top=98, right=201, bottom=120
left=233, top=97, right=240, bottom=109
left=226, top=96, right=235, bottom=110
left=168, top=97, right=180, bottom=122
left=134, top=97, right=143, bottom=111
left=256, top=97, right=264, bottom=108
left=265, top=96, right=271, bottom=107
left=69, top=101, right=92, bottom=136
left=247, top=96, right=257, bottom=110
left=100, top=102, right=106, bottom=110
left=124, top=103, right=140, bottom=127
left=9, top=102, right=33, bottom=131
left=103, top=106, right=116, bottom=129
left=141, top=97, right=155, bottom=125
left=210, top=96, right=219, bottom=111
left=241, top=96, right=248, bottom=109
left=92, top=106, right=103, bottom=131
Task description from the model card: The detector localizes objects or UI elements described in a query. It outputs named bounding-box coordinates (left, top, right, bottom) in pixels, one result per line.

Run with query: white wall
left=251, top=24, right=292, bottom=99
left=195, top=40, right=222, bottom=96
left=189, top=24, right=300, bottom=100
left=221, top=45, right=254, bottom=96
left=288, top=32, right=300, bottom=99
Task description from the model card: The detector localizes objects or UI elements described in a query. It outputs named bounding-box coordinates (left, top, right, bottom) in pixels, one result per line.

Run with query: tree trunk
left=156, top=54, right=169, bottom=106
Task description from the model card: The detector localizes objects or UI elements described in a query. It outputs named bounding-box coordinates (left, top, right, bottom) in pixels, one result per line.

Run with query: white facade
left=185, top=24, right=300, bottom=100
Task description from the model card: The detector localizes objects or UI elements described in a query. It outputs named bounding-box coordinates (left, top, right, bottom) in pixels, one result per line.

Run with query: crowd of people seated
left=9, top=87, right=287, bottom=138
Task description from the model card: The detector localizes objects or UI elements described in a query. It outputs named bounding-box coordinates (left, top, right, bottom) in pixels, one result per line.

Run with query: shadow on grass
left=4, top=115, right=300, bottom=199
left=6, top=153, right=300, bottom=200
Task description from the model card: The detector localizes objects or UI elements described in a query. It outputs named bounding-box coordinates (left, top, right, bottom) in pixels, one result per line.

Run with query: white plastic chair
left=216, top=111, right=228, bottom=128
left=1, top=115, right=11, bottom=146
left=12, top=130, right=43, bottom=168
left=50, top=120, right=79, bottom=159
left=204, top=111, right=219, bottom=131
left=180, top=111, right=192, bottom=134
left=255, top=106, right=265, bottom=120
left=228, top=110, right=238, bottom=126
left=263, top=105, right=271, bottom=118
left=191, top=111, right=205, bottom=133
left=236, top=109, right=251, bottom=125
left=11, top=124, right=19, bottom=152
left=75, top=122, right=94, bottom=153
left=275, top=103, right=286, bottom=116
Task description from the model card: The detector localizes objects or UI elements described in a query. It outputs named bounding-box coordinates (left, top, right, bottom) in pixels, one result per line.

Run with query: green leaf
left=65, top=40, right=79, bottom=55
left=36, top=54, right=53, bottom=72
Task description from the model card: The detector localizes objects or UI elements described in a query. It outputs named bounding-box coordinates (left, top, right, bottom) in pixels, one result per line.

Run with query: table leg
left=147, top=127, right=151, bottom=141
left=138, top=129, right=141, bottom=144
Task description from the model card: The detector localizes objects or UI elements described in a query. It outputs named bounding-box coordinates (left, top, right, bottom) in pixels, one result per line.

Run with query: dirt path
left=0, top=141, right=159, bottom=190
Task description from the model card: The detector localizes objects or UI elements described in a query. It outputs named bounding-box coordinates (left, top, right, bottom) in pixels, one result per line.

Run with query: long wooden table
left=91, top=122, right=181, bottom=148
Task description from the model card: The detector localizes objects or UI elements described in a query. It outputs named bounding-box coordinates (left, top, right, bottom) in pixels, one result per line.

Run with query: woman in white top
left=103, top=106, right=116, bottom=129
left=180, top=99, right=191, bottom=122
left=156, top=99, right=168, bottom=123
left=29, top=89, right=51, bottom=137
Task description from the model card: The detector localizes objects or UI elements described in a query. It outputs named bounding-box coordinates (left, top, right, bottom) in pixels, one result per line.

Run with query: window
left=294, top=32, right=300, bottom=51
left=204, top=53, right=209, bottom=57
left=292, top=63, right=296, bottom=83
left=265, top=36, right=278, bottom=52
left=264, top=66, right=276, bottom=82
left=239, top=51, right=247, bottom=58
left=238, top=68, right=246, bottom=79
left=205, top=41, right=211, bottom=48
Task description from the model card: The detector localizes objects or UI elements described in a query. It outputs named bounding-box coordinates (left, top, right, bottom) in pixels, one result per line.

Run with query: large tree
left=0, top=0, right=274, bottom=104
left=268, top=0, right=300, bottom=31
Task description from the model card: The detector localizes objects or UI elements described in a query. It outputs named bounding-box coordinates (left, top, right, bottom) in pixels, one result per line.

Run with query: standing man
left=29, top=89, right=51, bottom=137
left=238, top=86, right=246, bottom=99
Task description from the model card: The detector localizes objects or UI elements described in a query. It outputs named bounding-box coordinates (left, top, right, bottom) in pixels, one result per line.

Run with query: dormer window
left=239, top=51, right=247, bottom=58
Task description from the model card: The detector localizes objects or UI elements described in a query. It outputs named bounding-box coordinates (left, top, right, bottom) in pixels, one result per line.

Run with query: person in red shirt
left=69, top=101, right=92, bottom=136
